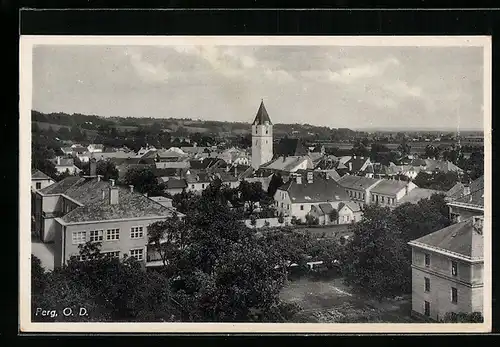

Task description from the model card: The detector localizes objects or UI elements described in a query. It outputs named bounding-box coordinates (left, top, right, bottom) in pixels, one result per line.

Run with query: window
left=130, top=226, right=144, bottom=239
left=130, top=248, right=144, bottom=261
left=451, top=261, right=458, bottom=276
left=266, top=129, right=268, bottom=134
left=89, top=230, right=103, bottom=242
left=381, top=196, right=385, bottom=203
left=288, top=204, right=290, bottom=210
left=362, top=193, right=365, bottom=200
left=102, top=251, right=120, bottom=259
left=424, top=301, right=430, bottom=316
left=424, top=253, right=430, bottom=267
left=371, top=194, right=375, bottom=202
left=281, top=203, right=283, bottom=208
left=106, top=229, right=120, bottom=241
left=300, top=205, right=304, bottom=210
left=202, top=184, right=205, bottom=189
left=36, top=182, right=41, bottom=189
left=424, top=277, right=430, bottom=292
left=72, top=231, right=86, bottom=245
left=451, top=287, right=458, bottom=304
left=191, top=184, right=195, bottom=189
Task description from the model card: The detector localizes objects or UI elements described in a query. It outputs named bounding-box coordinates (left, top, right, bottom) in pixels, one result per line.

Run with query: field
left=280, top=276, right=414, bottom=323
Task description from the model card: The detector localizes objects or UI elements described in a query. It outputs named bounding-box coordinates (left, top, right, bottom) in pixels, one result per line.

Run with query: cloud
left=126, top=50, right=169, bottom=83
left=171, top=45, right=294, bottom=83
left=328, top=57, right=400, bottom=83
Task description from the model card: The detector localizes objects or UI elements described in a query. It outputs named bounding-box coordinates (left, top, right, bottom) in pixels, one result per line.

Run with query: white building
left=251, top=100, right=273, bottom=169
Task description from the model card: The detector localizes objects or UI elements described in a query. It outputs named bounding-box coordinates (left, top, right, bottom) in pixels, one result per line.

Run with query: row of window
left=72, top=226, right=144, bottom=245
left=423, top=288, right=458, bottom=318
left=254, top=140, right=270, bottom=145
left=76, top=248, right=144, bottom=261
left=424, top=278, right=458, bottom=303
left=371, top=194, right=396, bottom=205
left=348, top=190, right=365, bottom=201
left=424, top=253, right=458, bottom=277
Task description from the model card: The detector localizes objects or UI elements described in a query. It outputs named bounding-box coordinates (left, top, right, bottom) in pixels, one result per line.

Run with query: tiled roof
left=48, top=177, right=176, bottom=223
left=274, top=138, right=308, bottom=157
left=345, top=157, right=369, bottom=172
left=153, top=168, right=186, bottom=177
left=186, top=172, right=212, bottom=183
left=32, top=169, right=53, bottom=180
left=409, top=216, right=484, bottom=261
left=252, top=100, right=272, bottom=125
left=424, top=159, right=463, bottom=173
left=446, top=182, right=466, bottom=199
left=370, top=179, right=409, bottom=195
left=397, top=188, right=445, bottom=205
left=338, top=175, right=380, bottom=191
left=40, top=176, right=82, bottom=194
left=280, top=176, right=350, bottom=204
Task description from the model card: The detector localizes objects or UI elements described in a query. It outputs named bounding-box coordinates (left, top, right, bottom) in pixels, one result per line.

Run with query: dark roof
left=165, top=178, right=188, bottom=189
left=409, top=216, right=484, bottom=260
left=345, top=157, right=370, bottom=173
left=318, top=203, right=334, bottom=215
left=279, top=176, right=350, bottom=203
left=32, top=169, right=53, bottom=180
left=186, top=172, right=212, bottom=183
left=252, top=100, right=272, bottom=125
left=446, top=182, right=466, bottom=199
left=274, top=138, right=308, bottom=157
left=153, top=168, right=186, bottom=178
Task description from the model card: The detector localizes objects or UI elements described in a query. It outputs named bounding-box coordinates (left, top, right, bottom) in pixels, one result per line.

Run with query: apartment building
left=33, top=161, right=180, bottom=269
left=408, top=216, right=484, bottom=321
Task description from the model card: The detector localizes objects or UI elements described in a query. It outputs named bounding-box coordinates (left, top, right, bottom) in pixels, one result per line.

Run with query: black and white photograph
left=19, top=36, right=491, bottom=333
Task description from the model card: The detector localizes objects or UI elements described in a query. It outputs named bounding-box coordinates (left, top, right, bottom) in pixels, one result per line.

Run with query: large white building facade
left=251, top=100, right=274, bottom=169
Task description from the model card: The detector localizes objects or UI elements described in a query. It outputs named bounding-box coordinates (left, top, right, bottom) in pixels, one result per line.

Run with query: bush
left=441, top=312, right=484, bottom=323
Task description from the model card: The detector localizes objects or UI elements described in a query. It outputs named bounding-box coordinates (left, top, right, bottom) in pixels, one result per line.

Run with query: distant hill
left=31, top=110, right=363, bottom=140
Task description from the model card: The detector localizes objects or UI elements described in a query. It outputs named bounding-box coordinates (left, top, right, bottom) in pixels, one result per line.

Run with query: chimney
left=57, top=156, right=61, bottom=165
left=110, top=179, right=115, bottom=186
left=129, top=185, right=134, bottom=193
left=109, top=185, right=119, bottom=205
left=348, top=162, right=353, bottom=172
left=296, top=175, right=302, bottom=185
left=89, top=158, right=97, bottom=176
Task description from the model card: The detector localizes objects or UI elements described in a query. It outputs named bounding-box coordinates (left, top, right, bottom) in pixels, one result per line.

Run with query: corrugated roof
left=252, top=100, right=272, bottom=125
left=409, top=216, right=484, bottom=260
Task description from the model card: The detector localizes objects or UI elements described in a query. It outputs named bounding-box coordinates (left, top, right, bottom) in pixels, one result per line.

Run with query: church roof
left=252, top=100, right=272, bottom=125
left=274, top=138, right=308, bottom=157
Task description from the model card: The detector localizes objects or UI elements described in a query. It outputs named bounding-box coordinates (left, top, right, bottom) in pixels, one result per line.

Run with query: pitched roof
left=40, top=176, right=82, bottom=194
left=318, top=203, right=334, bottom=215
left=409, top=216, right=484, bottom=261
left=345, top=157, right=370, bottom=172
left=186, top=172, right=212, bottom=183
left=274, top=138, right=308, bottom=157
left=252, top=100, right=272, bottom=125
left=446, top=182, right=466, bottom=199
left=32, top=169, right=53, bottom=181
left=280, top=176, right=350, bottom=204
left=424, top=159, right=463, bottom=173
left=338, top=201, right=362, bottom=213
left=337, top=175, right=381, bottom=191
left=397, top=188, right=445, bottom=205
left=262, top=156, right=313, bottom=172
left=370, top=179, right=409, bottom=195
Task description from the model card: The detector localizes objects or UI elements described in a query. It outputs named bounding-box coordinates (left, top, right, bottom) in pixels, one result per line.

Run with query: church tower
left=251, top=100, right=273, bottom=169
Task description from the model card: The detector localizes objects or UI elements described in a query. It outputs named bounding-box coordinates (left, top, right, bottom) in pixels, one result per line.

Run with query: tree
left=123, top=166, right=164, bottom=196
left=238, top=180, right=267, bottom=216
left=413, top=171, right=460, bottom=191
left=340, top=205, right=410, bottom=299
left=277, top=213, right=285, bottom=225
left=148, top=213, right=188, bottom=268
left=397, top=139, right=411, bottom=157
left=267, top=173, right=284, bottom=198
left=352, top=140, right=370, bottom=157
left=305, top=214, right=319, bottom=226
left=441, top=312, right=483, bottom=323
left=250, top=215, right=257, bottom=228
left=96, top=160, right=119, bottom=181
left=328, top=209, right=339, bottom=224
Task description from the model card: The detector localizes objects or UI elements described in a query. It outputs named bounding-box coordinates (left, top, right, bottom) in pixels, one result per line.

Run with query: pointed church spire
left=252, top=100, right=272, bottom=125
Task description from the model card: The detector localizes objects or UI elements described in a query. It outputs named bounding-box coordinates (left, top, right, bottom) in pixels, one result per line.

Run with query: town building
left=251, top=100, right=274, bottom=169
left=33, top=160, right=180, bottom=269
left=337, top=201, right=364, bottom=224
left=273, top=172, right=350, bottom=222
left=31, top=169, right=55, bottom=191
left=447, top=176, right=484, bottom=222
left=51, top=156, right=81, bottom=175
left=408, top=216, right=484, bottom=321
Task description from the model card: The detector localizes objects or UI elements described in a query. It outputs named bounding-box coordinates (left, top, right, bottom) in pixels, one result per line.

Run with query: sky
left=32, top=44, right=485, bottom=131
